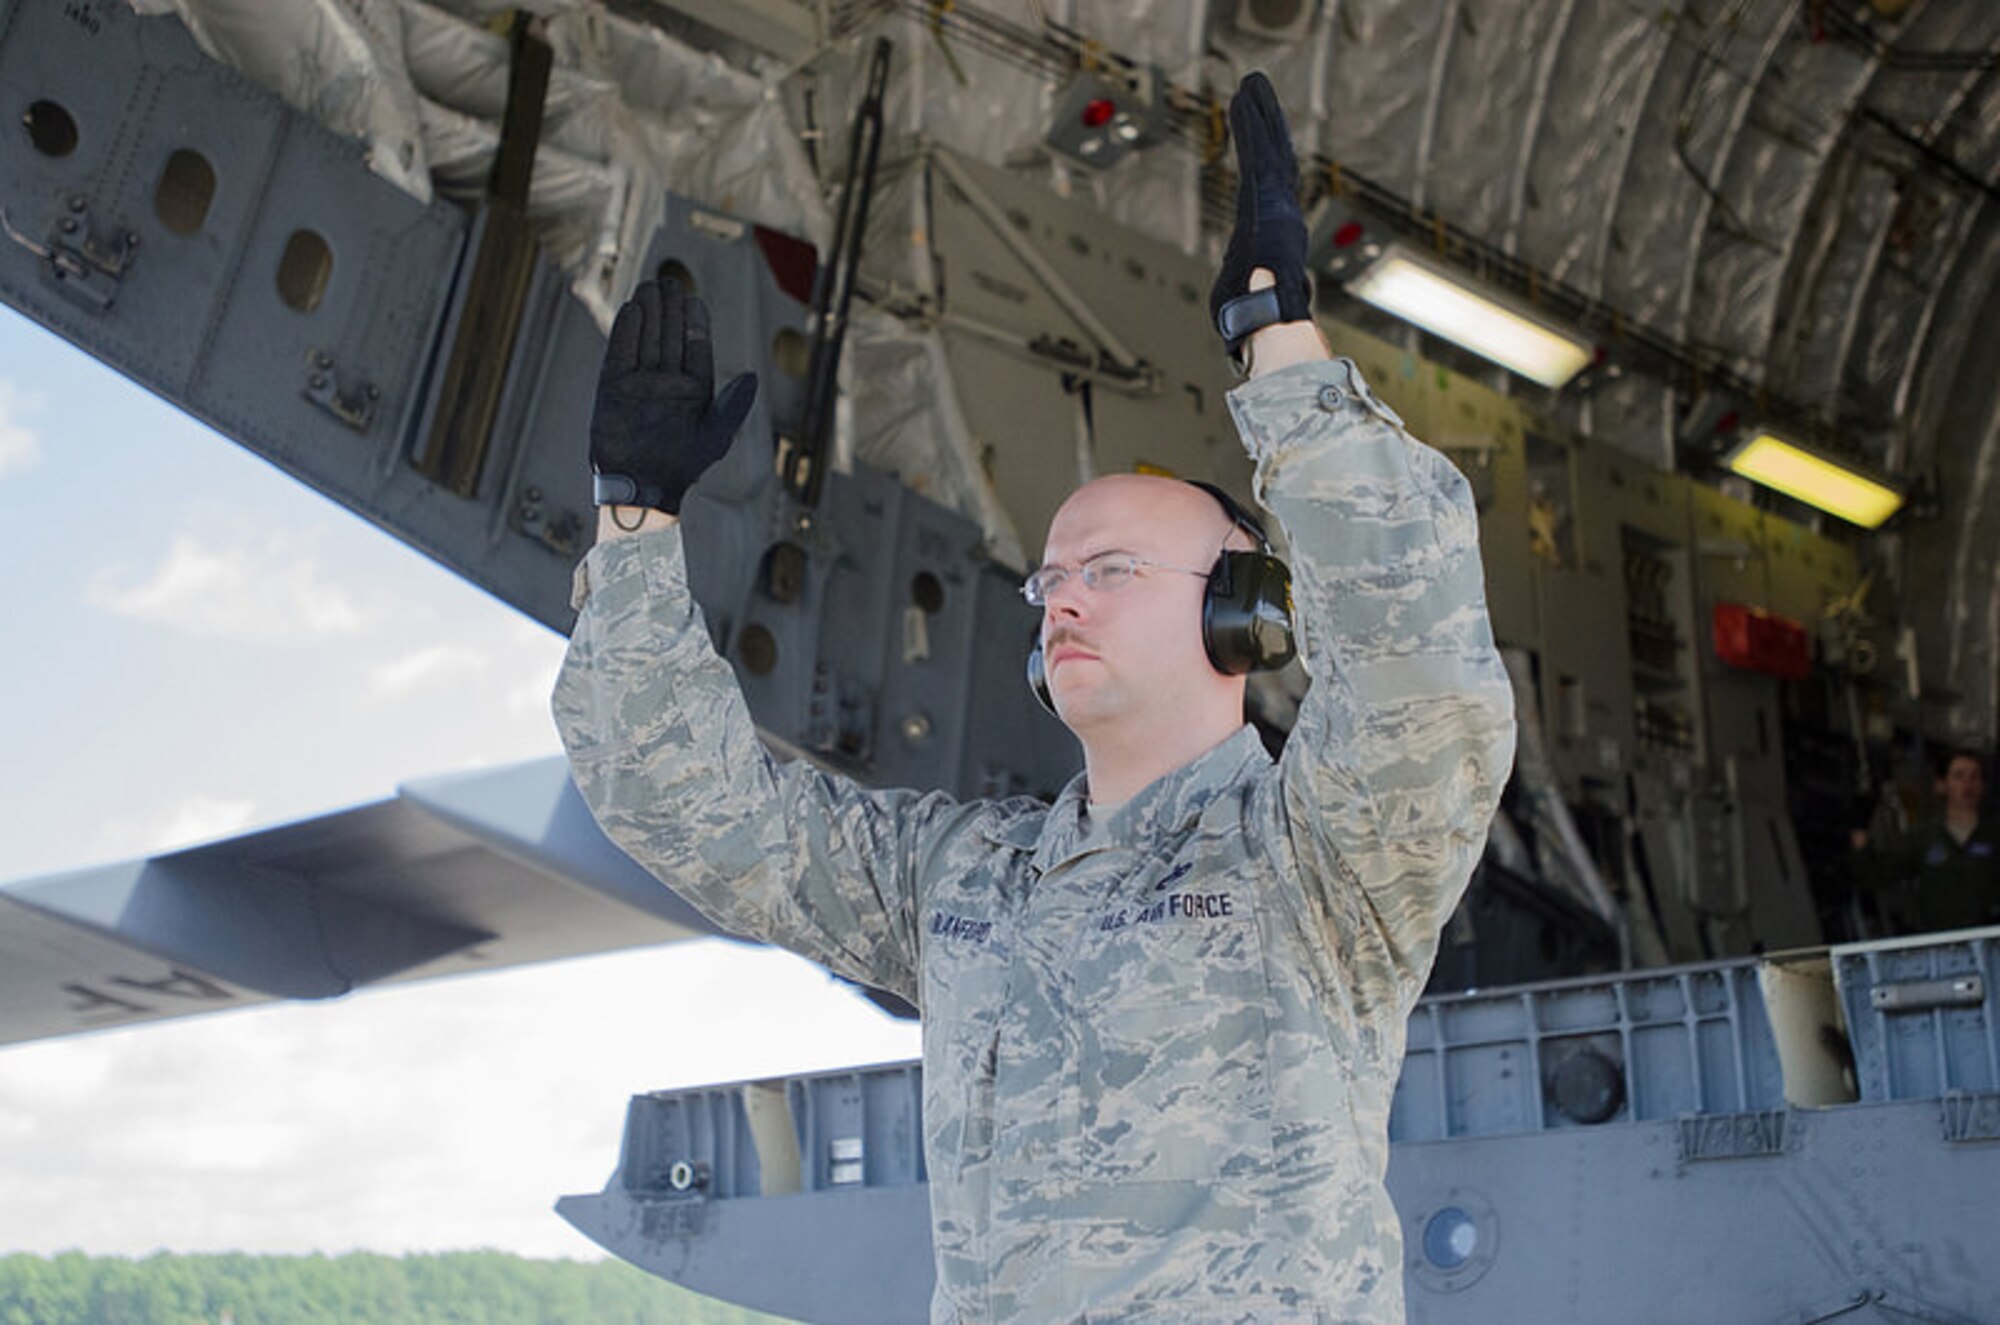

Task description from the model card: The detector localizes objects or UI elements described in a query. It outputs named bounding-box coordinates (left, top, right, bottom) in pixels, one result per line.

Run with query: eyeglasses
left=1020, top=552, right=1210, bottom=607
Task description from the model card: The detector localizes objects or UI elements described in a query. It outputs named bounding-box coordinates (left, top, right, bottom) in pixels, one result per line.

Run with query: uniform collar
left=1031, top=725, right=1270, bottom=872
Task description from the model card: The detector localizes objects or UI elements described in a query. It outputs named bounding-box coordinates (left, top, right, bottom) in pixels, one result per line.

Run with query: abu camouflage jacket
left=554, top=357, right=1516, bottom=1323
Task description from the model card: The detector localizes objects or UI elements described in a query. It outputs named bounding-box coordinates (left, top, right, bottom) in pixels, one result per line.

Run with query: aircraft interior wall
left=0, top=0, right=1958, bottom=1001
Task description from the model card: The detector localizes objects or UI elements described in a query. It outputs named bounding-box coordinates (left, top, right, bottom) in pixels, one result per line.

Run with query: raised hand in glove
left=591, top=278, right=758, bottom=515
left=1209, top=72, right=1311, bottom=361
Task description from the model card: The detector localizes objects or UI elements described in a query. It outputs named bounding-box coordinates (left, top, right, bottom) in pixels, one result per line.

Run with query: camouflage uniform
left=555, top=357, right=1516, bottom=1323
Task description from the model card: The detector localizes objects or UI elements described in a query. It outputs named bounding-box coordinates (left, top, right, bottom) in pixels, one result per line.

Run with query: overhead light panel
left=1344, top=248, right=1593, bottom=388
left=1045, top=68, right=1166, bottom=170
left=1722, top=432, right=1903, bottom=529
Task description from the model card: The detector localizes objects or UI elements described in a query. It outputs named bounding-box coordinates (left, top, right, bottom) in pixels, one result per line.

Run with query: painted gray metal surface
left=563, top=932, right=2000, bottom=1323
left=0, top=0, right=1079, bottom=811
left=566, top=1098, right=1999, bottom=1323
left=1834, top=931, right=1999, bottom=1104
left=1391, top=1098, right=1994, bottom=1324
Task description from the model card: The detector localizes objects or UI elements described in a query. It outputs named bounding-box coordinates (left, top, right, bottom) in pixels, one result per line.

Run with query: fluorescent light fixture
left=1345, top=248, right=1593, bottom=388
left=1723, top=432, right=1903, bottom=529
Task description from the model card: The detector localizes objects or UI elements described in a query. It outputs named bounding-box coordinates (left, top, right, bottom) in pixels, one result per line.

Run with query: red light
left=753, top=225, right=818, bottom=307
left=1333, top=221, right=1364, bottom=248
left=1082, top=98, right=1116, bottom=128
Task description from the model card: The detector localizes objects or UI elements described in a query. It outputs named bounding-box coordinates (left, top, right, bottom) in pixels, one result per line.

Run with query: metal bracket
left=300, top=350, right=379, bottom=432
left=2, top=198, right=137, bottom=311
left=1870, top=974, right=1983, bottom=1013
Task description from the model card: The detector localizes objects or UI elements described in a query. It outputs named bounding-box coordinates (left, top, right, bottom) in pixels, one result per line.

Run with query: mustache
left=1043, top=629, right=1095, bottom=654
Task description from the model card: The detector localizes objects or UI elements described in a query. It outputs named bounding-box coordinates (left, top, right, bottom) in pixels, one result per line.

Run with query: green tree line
left=0, top=1250, right=792, bottom=1324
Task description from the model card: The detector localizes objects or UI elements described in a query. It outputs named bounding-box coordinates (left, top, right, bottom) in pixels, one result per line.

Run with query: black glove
left=1209, top=72, right=1312, bottom=359
left=590, top=279, right=758, bottom=514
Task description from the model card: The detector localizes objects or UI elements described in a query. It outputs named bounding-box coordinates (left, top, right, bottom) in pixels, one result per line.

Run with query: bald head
left=1043, top=474, right=1248, bottom=571
left=1031, top=473, right=1258, bottom=784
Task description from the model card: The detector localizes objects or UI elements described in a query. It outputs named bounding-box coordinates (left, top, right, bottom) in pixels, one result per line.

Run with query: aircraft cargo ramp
left=561, top=929, right=2000, bottom=1323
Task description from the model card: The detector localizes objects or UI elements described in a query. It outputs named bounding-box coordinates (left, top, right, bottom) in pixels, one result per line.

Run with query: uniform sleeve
left=551, top=526, right=958, bottom=1006
left=1227, top=357, right=1516, bottom=1013
left=1848, top=826, right=1927, bottom=932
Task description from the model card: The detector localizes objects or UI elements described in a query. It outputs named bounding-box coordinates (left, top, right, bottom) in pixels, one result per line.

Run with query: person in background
left=1854, top=747, right=1999, bottom=934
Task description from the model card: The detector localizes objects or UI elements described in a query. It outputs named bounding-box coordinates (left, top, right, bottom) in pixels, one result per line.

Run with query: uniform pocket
left=1073, top=902, right=1275, bottom=1184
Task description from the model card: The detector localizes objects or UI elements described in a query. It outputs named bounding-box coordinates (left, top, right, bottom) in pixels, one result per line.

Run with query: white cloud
left=152, top=795, right=259, bottom=851
left=494, top=618, right=568, bottom=718
left=89, top=533, right=367, bottom=641
left=0, top=944, right=923, bottom=1258
left=97, top=794, right=258, bottom=858
left=0, top=378, right=43, bottom=476
left=368, top=643, right=491, bottom=698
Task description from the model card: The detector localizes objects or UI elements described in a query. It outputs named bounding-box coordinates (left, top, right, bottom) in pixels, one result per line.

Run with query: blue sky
left=0, top=306, right=920, bottom=1258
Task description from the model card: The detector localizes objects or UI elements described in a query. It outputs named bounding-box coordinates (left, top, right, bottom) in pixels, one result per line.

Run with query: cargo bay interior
left=3, top=1, right=1999, bottom=1321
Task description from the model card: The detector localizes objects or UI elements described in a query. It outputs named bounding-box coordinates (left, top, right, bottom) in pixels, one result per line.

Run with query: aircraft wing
left=0, top=758, right=726, bottom=1049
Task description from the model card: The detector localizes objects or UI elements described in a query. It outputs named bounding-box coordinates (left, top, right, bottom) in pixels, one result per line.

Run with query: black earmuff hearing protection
left=1027, top=480, right=1296, bottom=715
left=1185, top=481, right=1298, bottom=677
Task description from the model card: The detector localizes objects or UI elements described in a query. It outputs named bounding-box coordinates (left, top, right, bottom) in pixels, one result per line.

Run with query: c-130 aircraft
left=3, top=1, right=1998, bottom=1320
